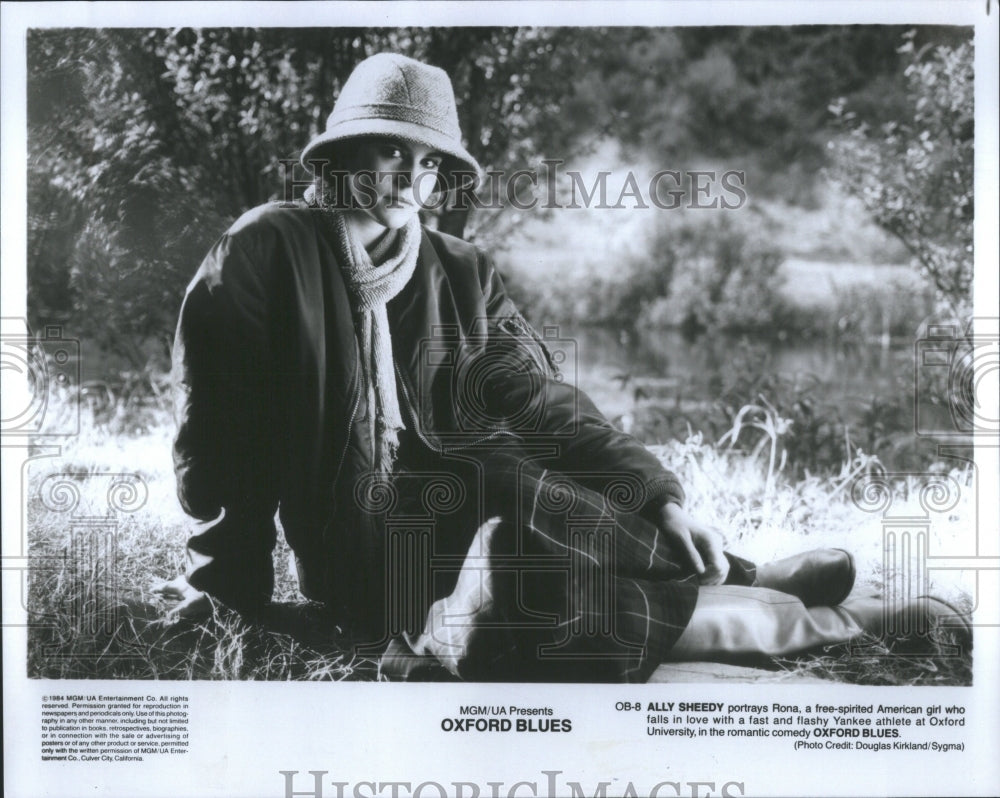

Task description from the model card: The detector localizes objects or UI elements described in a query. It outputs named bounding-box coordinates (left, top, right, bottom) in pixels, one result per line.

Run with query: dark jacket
left=172, top=202, right=685, bottom=613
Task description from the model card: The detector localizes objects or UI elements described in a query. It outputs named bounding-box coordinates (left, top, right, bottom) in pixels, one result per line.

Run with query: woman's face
left=343, top=137, right=444, bottom=230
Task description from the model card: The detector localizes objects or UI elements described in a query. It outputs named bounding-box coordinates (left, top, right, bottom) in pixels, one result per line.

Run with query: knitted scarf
left=330, top=211, right=421, bottom=474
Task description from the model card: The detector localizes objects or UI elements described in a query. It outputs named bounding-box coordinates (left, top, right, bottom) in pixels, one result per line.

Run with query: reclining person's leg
left=668, top=585, right=863, bottom=660
left=670, top=585, right=971, bottom=662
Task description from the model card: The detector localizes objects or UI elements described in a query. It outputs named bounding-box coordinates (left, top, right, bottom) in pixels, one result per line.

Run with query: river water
left=555, top=325, right=913, bottom=433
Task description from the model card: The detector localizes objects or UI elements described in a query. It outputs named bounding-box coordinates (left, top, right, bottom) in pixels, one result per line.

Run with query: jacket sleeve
left=171, top=229, right=279, bottom=610
left=475, top=250, right=685, bottom=513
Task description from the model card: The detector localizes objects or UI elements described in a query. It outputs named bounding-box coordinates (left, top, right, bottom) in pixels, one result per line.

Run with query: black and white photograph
left=3, top=2, right=998, bottom=797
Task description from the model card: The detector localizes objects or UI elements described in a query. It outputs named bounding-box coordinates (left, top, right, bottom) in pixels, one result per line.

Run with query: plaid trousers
left=363, top=440, right=756, bottom=682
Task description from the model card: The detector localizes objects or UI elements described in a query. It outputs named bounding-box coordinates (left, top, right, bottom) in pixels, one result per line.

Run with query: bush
left=618, top=214, right=788, bottom=335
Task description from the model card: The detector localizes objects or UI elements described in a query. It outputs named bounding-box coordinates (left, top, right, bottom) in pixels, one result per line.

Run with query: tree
left=826, top=32, right=973, bottom=317
left=581, top=27, right=912, bottom=184
left=26, top=27, right=600, bottom=369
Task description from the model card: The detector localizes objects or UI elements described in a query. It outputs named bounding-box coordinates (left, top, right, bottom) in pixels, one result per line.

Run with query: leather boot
left=838, top=594, right=972, bottom=649
left=668, top=586, right=971, bottom=662
left=752, top=548, right=855, bottom=606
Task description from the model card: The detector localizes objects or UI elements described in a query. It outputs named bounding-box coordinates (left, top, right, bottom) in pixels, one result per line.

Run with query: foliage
left=615, top=335, right=952, bottom=479
left=29, top=30, right=251, bottom=364
left=826, top=32, right=974, bottom=316
left=641, top=216, right=787, bottom=334
left=585, top=26, right=919, bottom=202
left=705, top=341, right=858, bottom=478
left=506, top=228, right=934, bottom=346
left=550, top=215, right=791, bottom=335
left=27, top=27, right=601, bottom=369
left=27, top=26, right=962, bottom=374
left=710, top=336, right=967, bottom=477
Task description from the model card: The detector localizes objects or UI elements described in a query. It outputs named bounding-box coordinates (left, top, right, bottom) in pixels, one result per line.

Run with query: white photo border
left=3, top=2, right=998, bottom=797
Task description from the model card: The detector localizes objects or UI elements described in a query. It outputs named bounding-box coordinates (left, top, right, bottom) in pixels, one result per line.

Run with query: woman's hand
left=654, top=502, right=729, bottom=585
left=151, top=575, right=212, bottom=625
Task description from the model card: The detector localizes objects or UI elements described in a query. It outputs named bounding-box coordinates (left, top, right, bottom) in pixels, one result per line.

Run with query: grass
left=773, top=631, right=973, bottom=687
left=25, top=385, right=379, bottom=681
left=23, top=382, right=974, bottom=684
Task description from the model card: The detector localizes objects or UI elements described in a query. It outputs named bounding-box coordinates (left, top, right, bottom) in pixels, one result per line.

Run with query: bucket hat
left=300, top=53, right=481, bottom=187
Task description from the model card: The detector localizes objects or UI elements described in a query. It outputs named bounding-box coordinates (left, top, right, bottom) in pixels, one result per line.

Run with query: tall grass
left=24, top=377, right=973, bottom=683
left=607, top=334, right=956, bottom=479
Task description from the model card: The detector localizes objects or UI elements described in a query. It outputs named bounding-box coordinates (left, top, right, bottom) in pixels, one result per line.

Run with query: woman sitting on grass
left=154, top=53, right=969, bottom=681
